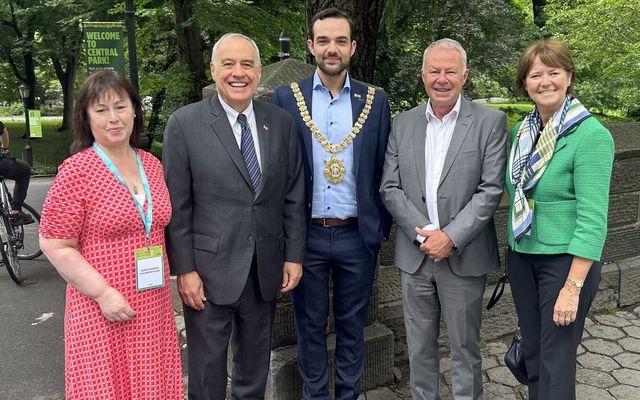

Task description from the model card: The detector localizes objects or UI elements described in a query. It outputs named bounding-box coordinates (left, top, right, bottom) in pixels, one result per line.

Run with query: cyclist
left=0, top=120, right=34, bottom=225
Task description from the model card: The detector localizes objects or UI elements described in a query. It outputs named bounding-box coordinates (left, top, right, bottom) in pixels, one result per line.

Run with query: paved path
left=174, top=302, right=640, bottom=400
left=360, top=306, right=640, bottom=400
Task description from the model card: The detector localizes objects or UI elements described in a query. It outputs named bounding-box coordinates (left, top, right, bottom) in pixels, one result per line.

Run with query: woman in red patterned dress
left=39, top=71, right=183, bottom=399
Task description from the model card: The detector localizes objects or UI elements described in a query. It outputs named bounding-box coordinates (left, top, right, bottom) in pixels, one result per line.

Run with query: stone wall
left=376, top=122, right=640, bottom=365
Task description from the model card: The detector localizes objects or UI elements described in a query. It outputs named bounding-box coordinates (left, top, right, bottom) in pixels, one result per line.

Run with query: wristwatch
left=566, top=277, right=584, bottom=289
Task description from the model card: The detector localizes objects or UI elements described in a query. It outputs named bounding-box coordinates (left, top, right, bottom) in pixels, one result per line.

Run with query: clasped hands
left=415, top=227, right=455, bottom=262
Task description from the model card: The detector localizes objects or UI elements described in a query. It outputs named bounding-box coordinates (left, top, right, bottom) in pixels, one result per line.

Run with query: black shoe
left=10, top=211, right=34, bottom=226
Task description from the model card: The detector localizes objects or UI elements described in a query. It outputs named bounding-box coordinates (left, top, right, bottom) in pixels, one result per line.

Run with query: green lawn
left=1, top=119, right=72, bottom=174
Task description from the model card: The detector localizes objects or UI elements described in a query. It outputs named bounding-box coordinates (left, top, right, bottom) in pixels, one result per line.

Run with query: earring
left=133, top=113, right=137, bottom=117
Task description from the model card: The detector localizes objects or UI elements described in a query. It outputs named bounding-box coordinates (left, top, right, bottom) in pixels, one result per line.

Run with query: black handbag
left=504, top=326, right=528, bottom=384
left=486, top=250, right=528, bottom=384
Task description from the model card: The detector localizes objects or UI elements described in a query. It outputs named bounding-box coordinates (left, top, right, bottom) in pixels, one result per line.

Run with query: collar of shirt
left=218, top=95, right=255, bottom=125
left=425, top=94, right=462, bottom=123
left=312, top=70, right=351, bottom=97
left=217, top=95, right=262, bottom=168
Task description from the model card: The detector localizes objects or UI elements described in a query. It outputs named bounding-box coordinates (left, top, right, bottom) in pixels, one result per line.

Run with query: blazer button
left=247, top=235, right=254, bottom=244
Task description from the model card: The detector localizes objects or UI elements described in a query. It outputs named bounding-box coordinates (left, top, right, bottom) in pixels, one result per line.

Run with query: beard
left=316, top=56, right=350, bottom=77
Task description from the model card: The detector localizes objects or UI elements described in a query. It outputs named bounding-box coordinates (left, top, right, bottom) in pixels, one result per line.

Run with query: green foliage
left=486, top=101, right=635, bottom=132
left=485, top=102, right=533, bottom=131
left=377, top=0, right=537, bottom=113
left=470, top=73, right=510, bottom=100
left=195, top=0, right=306, bottom=65
left=545, top=0, right=640, bottom=116
left=133, top=0, right=306, bottom=137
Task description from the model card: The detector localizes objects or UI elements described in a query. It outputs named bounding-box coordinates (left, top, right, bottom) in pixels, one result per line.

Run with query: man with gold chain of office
left=273, top=8, right=391, bottom=400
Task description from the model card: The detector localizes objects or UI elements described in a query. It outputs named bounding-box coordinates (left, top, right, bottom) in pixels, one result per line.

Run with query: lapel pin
left=354, top=92, right=362, bottom=99
left=263, top=124, right=269, bottom=131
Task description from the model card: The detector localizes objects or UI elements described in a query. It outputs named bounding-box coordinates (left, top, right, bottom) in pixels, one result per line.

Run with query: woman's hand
left=95, top=286, right=136, bottom=322
left=553, top=284, right=580, bottom=326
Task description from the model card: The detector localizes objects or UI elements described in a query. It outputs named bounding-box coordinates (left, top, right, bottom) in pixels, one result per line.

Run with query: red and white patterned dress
left=40, top=148, right=183, bottom=399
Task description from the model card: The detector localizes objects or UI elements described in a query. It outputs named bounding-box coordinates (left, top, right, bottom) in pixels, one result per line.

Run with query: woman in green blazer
left=505, top=39, right=614, bottom=400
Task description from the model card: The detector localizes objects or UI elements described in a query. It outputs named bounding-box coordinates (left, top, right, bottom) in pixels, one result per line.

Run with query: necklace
left=290, top=82, right=375, bottom=184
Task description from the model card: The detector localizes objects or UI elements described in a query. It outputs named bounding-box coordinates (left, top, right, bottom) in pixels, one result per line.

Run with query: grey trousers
left=401, top=258, right=487, bottom=400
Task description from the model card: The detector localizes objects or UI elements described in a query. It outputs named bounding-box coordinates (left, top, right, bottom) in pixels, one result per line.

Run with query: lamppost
left=18, top=83, right=33, bottom=167
left=279, top=30, right=290, bottom=61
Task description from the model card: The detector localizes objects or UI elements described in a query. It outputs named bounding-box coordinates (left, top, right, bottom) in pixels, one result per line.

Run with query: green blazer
left=505, top=116, right=614, bottom=261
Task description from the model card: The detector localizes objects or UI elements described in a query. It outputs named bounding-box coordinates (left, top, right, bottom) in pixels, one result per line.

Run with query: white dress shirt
left=218, top=95, right=262, bottom=169
left=416, top=95, right=461, bottom=243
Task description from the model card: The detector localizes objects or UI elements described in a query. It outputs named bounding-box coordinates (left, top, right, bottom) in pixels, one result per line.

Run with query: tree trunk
left=173, top=0, right=207, bottom=105
left=305, top=0, right=386, bottom=83
left=51, top=55, right=77, bottom=132
left=532, top=0, right=547, bottom=28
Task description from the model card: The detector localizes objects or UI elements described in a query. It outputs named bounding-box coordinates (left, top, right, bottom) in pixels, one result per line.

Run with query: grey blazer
left=380, top=97, right=507, bottom=276
left=163, top=96, right=306, bottom=304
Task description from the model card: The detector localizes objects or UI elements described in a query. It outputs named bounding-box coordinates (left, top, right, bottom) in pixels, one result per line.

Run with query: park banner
left=83, top=22, right=126, bottom=75
left=28, top=110, right=42, bottom=138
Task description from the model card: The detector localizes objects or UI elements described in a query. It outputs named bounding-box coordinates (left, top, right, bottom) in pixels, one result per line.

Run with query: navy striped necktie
left=237, top=113, right=261, bottom=191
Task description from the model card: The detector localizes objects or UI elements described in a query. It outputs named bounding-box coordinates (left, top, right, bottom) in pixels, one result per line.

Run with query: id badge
left=135, top=245, right=164, bottom=291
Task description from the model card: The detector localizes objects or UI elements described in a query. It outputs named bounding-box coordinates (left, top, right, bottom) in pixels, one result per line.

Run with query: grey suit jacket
left=380, top=97, right=506, bottom=276
left=163, top=96, right=306, bottom=304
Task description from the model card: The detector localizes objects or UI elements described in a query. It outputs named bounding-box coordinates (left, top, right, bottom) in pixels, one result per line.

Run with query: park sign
left=83, top=22, right=126, bottom=75
left=28, top=110, right=42, bottom=138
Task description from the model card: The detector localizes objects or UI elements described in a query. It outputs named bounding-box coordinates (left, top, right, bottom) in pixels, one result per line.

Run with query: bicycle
left=0, top=176, right=42, bottom=284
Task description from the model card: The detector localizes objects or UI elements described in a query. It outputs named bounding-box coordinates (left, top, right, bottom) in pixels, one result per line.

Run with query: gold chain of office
left=290, top=82, right=376, bottom=184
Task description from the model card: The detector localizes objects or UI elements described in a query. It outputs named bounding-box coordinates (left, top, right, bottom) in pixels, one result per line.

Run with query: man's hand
left=281, top=262, right=303, bottom=293
left=415, top=227, right=455, bottom=262
left=177, top=271, right=207, bottom=310
left=95, top=286, right=136, bottom=322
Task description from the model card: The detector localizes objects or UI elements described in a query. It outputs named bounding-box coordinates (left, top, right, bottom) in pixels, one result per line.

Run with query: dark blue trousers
left=292, top=223, right=377, bottom=400
left=507, top=249, right=601, bottom=400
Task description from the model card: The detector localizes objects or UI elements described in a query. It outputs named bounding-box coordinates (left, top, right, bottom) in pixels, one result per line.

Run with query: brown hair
left=309, top=8, right=354, bottom=40
left=71, top=70, right=143, bottom=153
left=516, top=39, right=575, bottom=97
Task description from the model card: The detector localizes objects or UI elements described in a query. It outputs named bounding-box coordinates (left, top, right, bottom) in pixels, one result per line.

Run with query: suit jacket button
left=247, top=235, right=254, bottom=243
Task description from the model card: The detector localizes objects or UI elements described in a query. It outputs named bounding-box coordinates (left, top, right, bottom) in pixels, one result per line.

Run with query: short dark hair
left=71, top=70, right=143, bottom=153
left=516, top=39, right=575, bottom=97
left=309, top=8, right=354, bottom=40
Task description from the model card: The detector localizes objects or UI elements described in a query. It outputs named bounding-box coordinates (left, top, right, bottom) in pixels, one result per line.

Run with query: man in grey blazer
left=380, top=38, right=506, bottom=400
left=163, top=33, right=306, bottom=399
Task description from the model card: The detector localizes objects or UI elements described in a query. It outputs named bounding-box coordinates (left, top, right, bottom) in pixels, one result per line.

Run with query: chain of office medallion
left=290, top=82, right=375, bottom=154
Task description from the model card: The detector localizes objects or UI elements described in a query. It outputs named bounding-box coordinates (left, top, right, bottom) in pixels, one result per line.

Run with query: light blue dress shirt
left=310, top=71, right=357, bottom=219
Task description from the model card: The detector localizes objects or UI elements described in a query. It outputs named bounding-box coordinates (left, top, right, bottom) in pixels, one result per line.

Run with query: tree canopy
left=545, top=0, right=640, bottom=116
left=0, top=0, right=637, bottom=140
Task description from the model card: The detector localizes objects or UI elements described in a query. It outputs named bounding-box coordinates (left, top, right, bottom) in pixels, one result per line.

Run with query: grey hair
left=421, top=38, right=467, bottom=71
left=210, top=33, right=261, bottom=66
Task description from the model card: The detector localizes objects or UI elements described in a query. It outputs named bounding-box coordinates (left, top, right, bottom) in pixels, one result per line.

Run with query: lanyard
left=92, top=143, right=153, bottom=240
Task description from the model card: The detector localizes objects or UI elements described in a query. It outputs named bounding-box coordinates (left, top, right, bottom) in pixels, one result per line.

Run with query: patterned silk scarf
left=509, top=96, right=591, bottom=242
